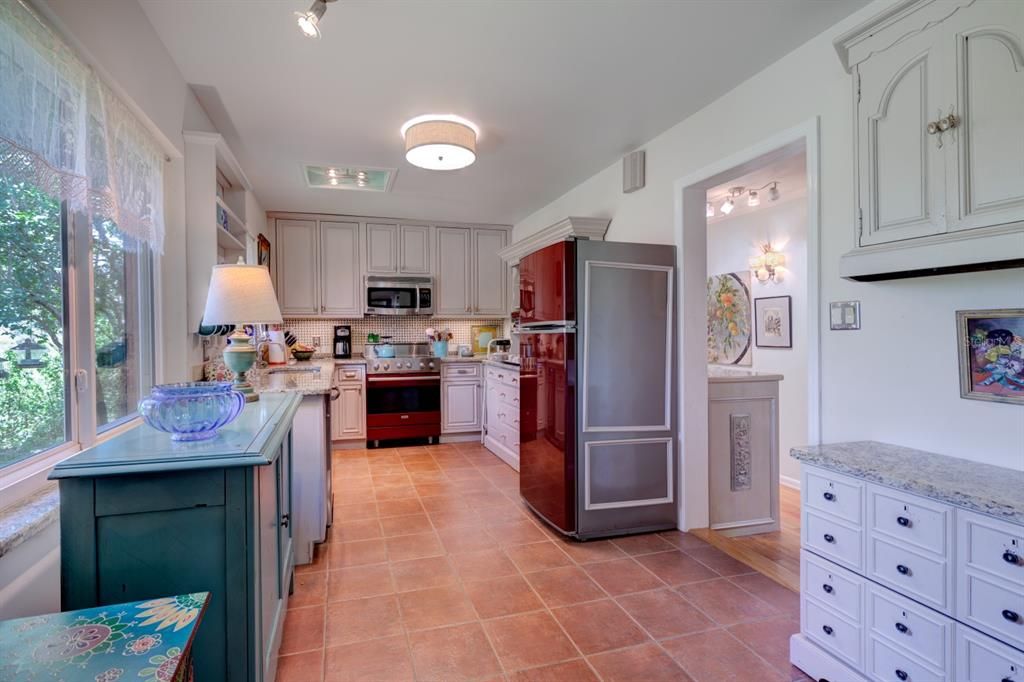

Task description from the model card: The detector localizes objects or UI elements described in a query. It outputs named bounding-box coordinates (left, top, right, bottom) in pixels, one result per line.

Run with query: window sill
left=0, top=481, right=59, bottom=560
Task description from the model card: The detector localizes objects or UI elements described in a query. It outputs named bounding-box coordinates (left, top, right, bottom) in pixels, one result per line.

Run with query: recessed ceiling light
left=400, top=114, right=480, bottom=170
left=304, top=165, right=396, bottom=192
left=295, top=0, right=338, bottom=39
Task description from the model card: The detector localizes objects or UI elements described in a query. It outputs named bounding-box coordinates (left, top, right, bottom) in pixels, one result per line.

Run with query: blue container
left=432, top=340, right=449, bottom=358
left=139, top=382, right=245, bottom=441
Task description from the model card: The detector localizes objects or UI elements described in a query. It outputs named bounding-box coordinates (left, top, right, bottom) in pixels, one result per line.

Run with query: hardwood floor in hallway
left=277, top=443, right=809, bottom=682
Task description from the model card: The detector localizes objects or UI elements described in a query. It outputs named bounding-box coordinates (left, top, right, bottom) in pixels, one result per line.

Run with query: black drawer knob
left=823, top=491, right=835, bottom=501
left=824, top=533, right=836, bottom=544
left=895, top=670, right=908, bottom=681
left=1004, top=551, right=1020, bottom=565
left=897, top=564, right=911, bottom=575
left=895, top=622, right=909, bottom=634
left=822, top=624, right=834, bottom=635
left=1003, top=609, right=1020, bottom=623
left=1001, top=677, right=1012, bottom=682
left=280, top=513, right=290, bottom=528
left=822, top=584, right=834, bottom=594
left=897, top=516, right=911, bottom=527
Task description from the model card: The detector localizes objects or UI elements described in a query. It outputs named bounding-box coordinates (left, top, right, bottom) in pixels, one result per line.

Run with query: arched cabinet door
left=945, top=2, right=1024, bottom=232
left=857, top=30, right=947, bottom=247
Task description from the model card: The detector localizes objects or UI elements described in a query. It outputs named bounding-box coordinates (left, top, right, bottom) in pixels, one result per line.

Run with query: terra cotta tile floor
left=277, top=443, right=809, bottom=682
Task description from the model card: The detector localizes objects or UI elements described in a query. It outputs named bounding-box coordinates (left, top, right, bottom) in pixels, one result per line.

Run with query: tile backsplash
left=284, top=317, right=511, bottom=354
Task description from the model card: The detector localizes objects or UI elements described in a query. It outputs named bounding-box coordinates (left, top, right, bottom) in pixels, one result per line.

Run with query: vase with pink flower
left=425, top=327, right=453, bottom=358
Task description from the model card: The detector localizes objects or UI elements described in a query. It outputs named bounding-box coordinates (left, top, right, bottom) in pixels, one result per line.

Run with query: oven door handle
left=367, top=375, right=440, bottom=383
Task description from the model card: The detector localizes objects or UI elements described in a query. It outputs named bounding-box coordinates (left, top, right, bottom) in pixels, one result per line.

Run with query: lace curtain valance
left=0, top=0, right=164, bottom=252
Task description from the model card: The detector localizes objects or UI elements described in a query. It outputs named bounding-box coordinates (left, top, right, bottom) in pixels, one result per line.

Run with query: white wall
left=515, top=0, right=1024, bottom=473
left=707, top=196, right=808, bottom=483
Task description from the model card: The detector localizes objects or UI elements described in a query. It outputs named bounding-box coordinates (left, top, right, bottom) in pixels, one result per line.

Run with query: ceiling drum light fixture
left=295, top=0, right=337, bottom=39
left=401, top=114, right=479, bottom=170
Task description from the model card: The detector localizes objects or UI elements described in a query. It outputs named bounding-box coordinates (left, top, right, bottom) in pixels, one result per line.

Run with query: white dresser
left=790, top=442, right=1024, bottom=682
left=482, top=361, right=521, bottom=471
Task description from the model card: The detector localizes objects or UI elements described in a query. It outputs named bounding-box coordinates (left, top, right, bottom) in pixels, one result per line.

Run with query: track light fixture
left=707, top=181, right=781, bottom=218
left=296, top=0, right=338, bottom=39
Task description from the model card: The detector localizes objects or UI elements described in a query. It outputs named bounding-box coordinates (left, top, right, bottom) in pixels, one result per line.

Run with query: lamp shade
left=202, top=264, right=283, bottom=325
left=401, top=115, right=479, bottom=170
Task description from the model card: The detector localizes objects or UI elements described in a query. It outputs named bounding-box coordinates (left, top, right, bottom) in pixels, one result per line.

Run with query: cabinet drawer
left=804, top=467, right=864, bottom=526
left=867, top=583, right=953, bottom=673
left=803, top=598, right=862, bottom=669
left=442, top=363, right=482, bottom=379
left=494, top=403, right=520, bottom=432
left=486, top=420, right=519, bottom=454
left=868, top=536, right=950, bottom=614
left=335, top=365, right=366, bottom=383
left=485, top=365, right=520, bottom=388
left=957, top=510, right=1024, bottom=590
left=487, top=382, right=520, bottom=409
left=804, top=509, right=864, bottom=571
left=955, top=623, right=1024, bottom=682
left=960, top=572, right=1024, bottom=651
left=802, top=549, right=864, bottom=623
left=868, top=635, right=948, bottom=682
left=869, top=486, right=950, bottom=557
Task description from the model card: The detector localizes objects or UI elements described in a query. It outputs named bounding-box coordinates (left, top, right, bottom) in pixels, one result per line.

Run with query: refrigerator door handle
left=520, top=320, right=576, bottom=330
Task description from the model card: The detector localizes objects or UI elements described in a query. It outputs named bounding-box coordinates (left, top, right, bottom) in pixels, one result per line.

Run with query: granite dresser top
left=708, top=365, right=784, bottom=383
left=252, top=358, right=335, bottom=395
left=791, top=441, right=1024, bottom=524
left=439, top=355, right=484, bottom=363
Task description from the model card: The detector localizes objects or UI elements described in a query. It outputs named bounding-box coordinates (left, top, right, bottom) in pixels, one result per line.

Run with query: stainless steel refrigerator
left=517, top=239, right=677, bottom=539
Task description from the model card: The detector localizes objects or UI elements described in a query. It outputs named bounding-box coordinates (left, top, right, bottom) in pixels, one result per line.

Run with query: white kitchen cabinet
left=435, top=227, right=472, bottom=315
left=399, top=224, right=432, bottom=274
left=836, top=0, right=1024, bottom=278
left=473, top=228, right=508, bottom=317
left=365, top=223, right=399, bottom=274
left=364, top=222, right=433, bottom=276
left=331, top=364, right=366, bottom=441
left=320, top=221, right=361, bottom=317
left=441, top=374, right=482, bottom=433
left=276, top=219, right=320, bottom=316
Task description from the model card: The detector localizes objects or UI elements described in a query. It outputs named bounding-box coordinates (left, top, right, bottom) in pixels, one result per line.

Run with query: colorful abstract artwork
left=707, top=271, right=752, bottom=366
left=957, top=309, right=1024, bottom=405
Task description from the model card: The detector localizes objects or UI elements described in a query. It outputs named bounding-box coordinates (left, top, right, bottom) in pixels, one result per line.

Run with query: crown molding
left=498, top=217, right=611, bottom=264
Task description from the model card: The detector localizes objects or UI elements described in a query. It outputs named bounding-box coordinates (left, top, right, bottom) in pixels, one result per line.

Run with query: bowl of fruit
left=291, top=343, right=315, bottom=362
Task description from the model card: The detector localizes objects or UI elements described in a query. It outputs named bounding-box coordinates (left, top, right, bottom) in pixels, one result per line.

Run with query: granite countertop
left=484, top=358, right=520, bottom=371
left=440, top=355, right=485, bottom=363
left=707, top=366, right=784, bottom=382
left=791, top=441, right=1024, bottom=524
left=252, top=358, right=335, bottom=395
left=0, top=482, right=59, bottom=559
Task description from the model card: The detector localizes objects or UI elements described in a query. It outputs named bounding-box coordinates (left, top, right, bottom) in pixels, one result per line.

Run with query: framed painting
left=956, top=309, right=1024, bottom=405
left=707, top=270, right=752, bottom=366
left=471, top=325, right=499, bottom=354
left=754, top=296, right=792, bottom=348
left=257, top=233, right=271, bottom=268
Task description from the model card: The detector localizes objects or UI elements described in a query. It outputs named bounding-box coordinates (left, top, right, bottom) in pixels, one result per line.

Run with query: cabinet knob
left=1003, top=609, right=1020, bottom=623
left=895, top=670, right=908, bottom=681
left=896, top=564, right=911, bottom=576
left=1003, top=550, right=1020, bottom=565
left=823, top=491, right=835, bottom=501
left=822, top=584, right=834, bottom=594
left=895, top=622, right=909, bottom=634
left=821, top=625, right=833, bottom=636
left=280, top=513, right=290, bottom=528
left=897, top=516, right=911, bottom=527
left=823, top=533, right=835, bottom=544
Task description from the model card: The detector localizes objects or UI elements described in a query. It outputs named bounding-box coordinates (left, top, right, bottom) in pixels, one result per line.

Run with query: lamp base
left=223, top=330, right=260, bottom=402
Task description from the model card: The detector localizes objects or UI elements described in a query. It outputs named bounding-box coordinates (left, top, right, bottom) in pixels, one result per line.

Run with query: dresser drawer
left=487, top=382, right=520, bottom=409
left=955, top=623, right=1024, bottom=682
left=868, top=635, right=948, bottom=682
left=803, top=597, right=862, bottom=669
left=485, top=365, right=519, bottom=388
left=802, top=549, right=865, bottom=623
left=804, top=467, right=864, bottom=526
left=957, top=510, right=1024, bottom=590
left=335, top=364, right=366, bottom=383
left=486, top=420, right=519, bottom=454
left=442, top=363, right=482, bottom=379
left=868, top=536, right=950, bottom=613
left=867, top=583, right=953, bottom=673
left=960, top=572, right=1024, bottom=650
left=804, top=509, right=864, bottom=571
left=868, top=486, right=951, bottom=557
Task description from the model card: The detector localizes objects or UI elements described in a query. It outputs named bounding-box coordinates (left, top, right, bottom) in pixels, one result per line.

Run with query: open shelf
left=216, top=224, right=245, bottom=252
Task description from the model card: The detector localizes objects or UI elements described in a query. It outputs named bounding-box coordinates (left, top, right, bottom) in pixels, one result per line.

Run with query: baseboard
left=780, top=474, right=801, bottom=491
left=331, top=440, right=366, bottom=450
left=440, top=433, right=481, bottom=443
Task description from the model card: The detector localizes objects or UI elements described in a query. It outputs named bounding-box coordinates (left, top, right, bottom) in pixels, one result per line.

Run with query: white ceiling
left=139, top=0, right=865, bottom=226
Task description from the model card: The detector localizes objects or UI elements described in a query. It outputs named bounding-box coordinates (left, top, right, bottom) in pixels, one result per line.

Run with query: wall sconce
left=749, top=243, right=786, bottom=283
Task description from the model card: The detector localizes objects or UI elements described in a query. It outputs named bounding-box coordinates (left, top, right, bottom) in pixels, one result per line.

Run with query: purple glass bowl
left=138, top=382, right=245, bottom=441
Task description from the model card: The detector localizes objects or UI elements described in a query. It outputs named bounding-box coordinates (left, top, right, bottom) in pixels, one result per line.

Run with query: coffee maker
left=333, top=325, right=352, bottom=359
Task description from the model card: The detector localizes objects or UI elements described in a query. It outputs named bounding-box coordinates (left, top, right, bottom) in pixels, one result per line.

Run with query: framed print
left=707, top=271, right=752, bottom=365
left=957, top=309, right=1024, bottom=405
left=257, top=233, right=271, bottom=268
left=754, top=296, right=792, bottom=348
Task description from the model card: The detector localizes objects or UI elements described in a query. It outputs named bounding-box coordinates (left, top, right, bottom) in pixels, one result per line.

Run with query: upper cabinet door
left=945, top=2, right=1024, bottom=232
left=399, top=224, right=431, bottom=274
left=276, top=219, right=319, bottom=315
left=435, top=227, right=472, bottom=315
left=365, top=223, right=399, bottom=274
left=857, top=31, right=947, bottom=246
left=472, top=228, right=508, bottom=317
left=321, top=221, right=361, bottom=317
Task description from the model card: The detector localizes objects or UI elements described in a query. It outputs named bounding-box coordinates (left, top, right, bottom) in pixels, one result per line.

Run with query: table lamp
left=202, top=262, right=283, bottom=402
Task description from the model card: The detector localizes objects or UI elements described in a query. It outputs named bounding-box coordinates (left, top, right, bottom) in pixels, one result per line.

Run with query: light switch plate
left=830, top=301, right=861, bottom=330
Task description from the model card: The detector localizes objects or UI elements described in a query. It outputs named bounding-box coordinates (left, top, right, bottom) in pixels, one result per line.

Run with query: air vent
left=623, top=149, right=645, bottom=194
left=304, top=165, right=396, bottom=192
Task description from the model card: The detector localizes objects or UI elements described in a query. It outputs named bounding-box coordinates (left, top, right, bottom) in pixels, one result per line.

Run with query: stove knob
left=428, top=361, right=435, bottom=369
left=383, top=362, right=390, bottom=370
left=419, top=360, right=426, bottom=369
left=406, top=361, right=413, bottom=368
left=373, top=363, right=380, bottom=371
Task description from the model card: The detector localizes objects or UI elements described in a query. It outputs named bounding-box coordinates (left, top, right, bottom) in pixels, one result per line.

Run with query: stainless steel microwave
left=365, top=276, right=434, bottom=316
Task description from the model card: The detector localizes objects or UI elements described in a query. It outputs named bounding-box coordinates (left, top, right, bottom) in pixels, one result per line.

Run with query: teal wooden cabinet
left=50, top=393, right=301, bottom=682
